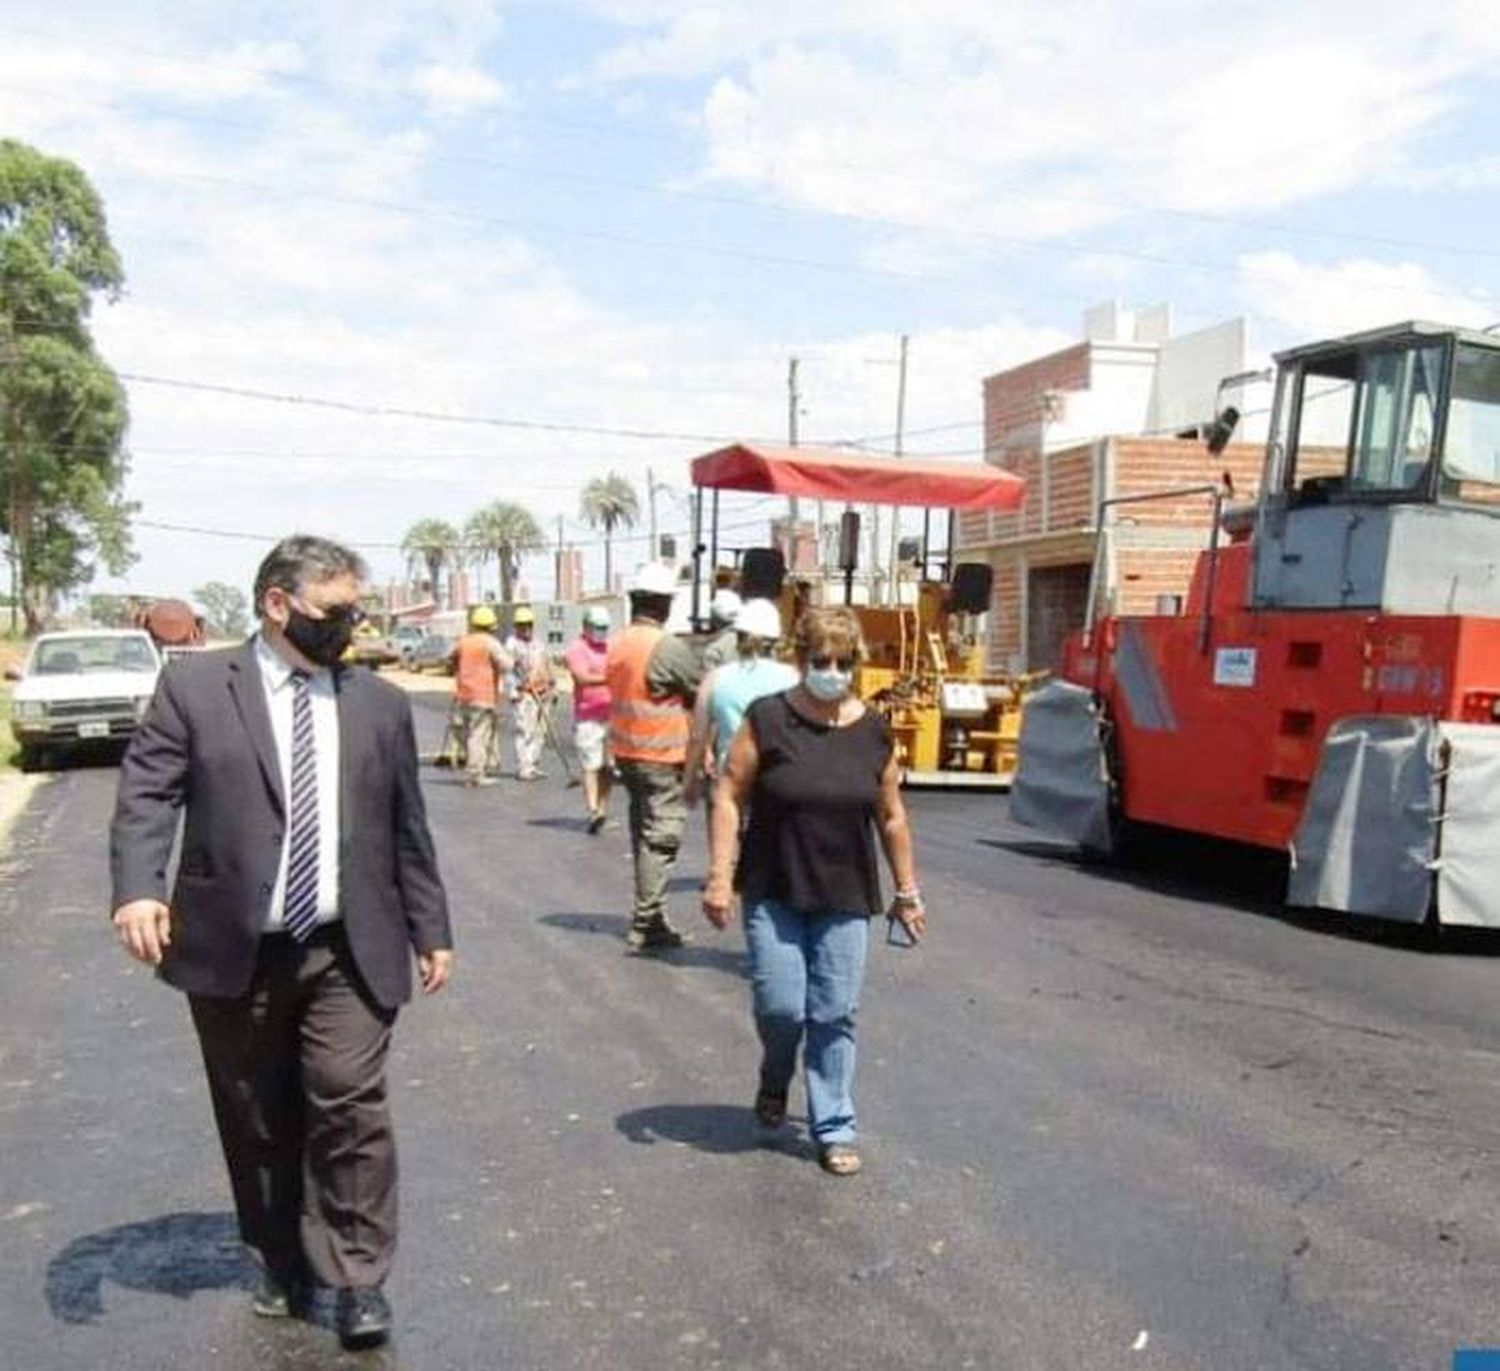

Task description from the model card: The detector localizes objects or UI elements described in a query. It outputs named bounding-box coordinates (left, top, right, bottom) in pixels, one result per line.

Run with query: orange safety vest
left=607, top=623, right=689, bottom=764
left=454, top=632, right=501, bottom=707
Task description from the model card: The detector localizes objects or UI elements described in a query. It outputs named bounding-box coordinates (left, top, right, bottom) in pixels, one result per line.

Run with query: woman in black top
left=702, top=607, right=924, bottom=1177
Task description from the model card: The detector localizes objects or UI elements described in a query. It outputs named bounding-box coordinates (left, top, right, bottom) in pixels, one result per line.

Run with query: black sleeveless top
left=738, top=692, right=893, bottom=916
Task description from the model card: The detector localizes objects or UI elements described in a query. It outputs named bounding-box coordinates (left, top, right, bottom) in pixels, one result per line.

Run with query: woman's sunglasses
left=808, top=654, right=855, bottom=671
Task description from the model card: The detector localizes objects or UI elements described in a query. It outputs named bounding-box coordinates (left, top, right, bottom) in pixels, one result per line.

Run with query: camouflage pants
left=616, top=759, right=687, bottom=931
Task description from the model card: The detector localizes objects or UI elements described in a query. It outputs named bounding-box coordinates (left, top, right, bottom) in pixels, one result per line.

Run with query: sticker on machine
left=1213, top=646, right=1257, bottom=687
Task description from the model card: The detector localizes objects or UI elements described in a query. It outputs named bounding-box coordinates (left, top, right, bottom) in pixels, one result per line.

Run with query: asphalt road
left=4, top=689, right=1500, bottom=1370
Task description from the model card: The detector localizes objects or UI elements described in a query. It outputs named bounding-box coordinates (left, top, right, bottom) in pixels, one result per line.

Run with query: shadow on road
left=525, top=815, right=593, bottom=833
left=984, top=832, right=1287, bottom=914
left=45, top=1210, right=252, bottom=1325
left=616, top=1103, right=812, bottom=1158
left=539, top=913, right=748, bottom=975
left=985, top=832, right=1500, bottom=957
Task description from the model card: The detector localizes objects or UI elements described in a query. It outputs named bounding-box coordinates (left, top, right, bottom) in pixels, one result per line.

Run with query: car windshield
left=32, top=636, right=158, bottom=675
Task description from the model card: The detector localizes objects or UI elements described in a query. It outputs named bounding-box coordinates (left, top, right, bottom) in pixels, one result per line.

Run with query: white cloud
left=1390, top=156, right=1500, bottom=192
left=1236, top=251, right=1496, bottom=344
left=584, top=1, right=1500, bottom=273
left=411, top=62, right=509, bottom=116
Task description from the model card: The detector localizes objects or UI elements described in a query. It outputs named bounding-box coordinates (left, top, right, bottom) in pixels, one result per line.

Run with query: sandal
left=753, top=1092, right=788, bottom=1129
left=817, top=1144, right=862, bottom=1177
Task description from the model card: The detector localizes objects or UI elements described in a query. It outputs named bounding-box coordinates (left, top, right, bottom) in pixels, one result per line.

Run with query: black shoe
left=586, top=810, right=606, bottom=834
left=336, top=1286, right=392, bottom=1349
left=638, top=924, right=690, bottom=951
left=251, top=1270, right=300, bottom=1319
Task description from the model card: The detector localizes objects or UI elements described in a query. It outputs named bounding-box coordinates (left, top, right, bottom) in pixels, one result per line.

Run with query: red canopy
left=690, top=443, right=1024, bottom=511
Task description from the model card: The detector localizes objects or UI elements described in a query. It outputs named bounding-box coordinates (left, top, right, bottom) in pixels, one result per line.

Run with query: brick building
left=554, top=546, right=583, bottom=602
left=959, top=304, right=1270, bottom=672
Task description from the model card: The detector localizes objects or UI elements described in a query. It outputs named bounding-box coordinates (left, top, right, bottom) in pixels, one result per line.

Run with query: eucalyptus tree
left=1, top=138, right=134, bottom=632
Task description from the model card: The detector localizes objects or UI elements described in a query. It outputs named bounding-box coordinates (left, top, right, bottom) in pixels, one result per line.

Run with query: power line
left=116, top=371, right=767, bottom=443
left=94, top=167, right=1500, bottom=310
left=9, top=90, right=1499, bottom=308
left=135, top=510, right=780, bottom=552
left=9, top=45, right=1500, bottom=264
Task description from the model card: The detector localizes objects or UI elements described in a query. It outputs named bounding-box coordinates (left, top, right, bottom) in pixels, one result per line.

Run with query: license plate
left=78, top=721, right=110, bottom=739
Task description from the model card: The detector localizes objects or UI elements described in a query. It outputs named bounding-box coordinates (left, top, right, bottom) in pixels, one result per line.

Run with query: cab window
left=1285, top=342, right=1444, bottom=501
left=1441, top=344, right=1500, bottom=506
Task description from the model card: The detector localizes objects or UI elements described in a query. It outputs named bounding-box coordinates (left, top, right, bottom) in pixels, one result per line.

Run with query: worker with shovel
left=507, top=605, right=553, bottom=781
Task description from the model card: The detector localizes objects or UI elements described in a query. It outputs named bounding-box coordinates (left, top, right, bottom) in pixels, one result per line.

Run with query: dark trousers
left=188, top=925, right=398, bottom=1290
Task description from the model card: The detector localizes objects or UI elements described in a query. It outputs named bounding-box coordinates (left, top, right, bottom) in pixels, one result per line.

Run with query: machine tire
left=18, top=743, right=47, bottom=773
left=1090, top=702, right=1140, bottom=862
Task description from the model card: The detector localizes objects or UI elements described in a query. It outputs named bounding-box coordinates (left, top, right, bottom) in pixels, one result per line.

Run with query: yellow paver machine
left=688, top=442, right=1038, bottom=787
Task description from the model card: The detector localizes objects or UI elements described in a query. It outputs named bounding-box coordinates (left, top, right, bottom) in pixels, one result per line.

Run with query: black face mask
left=284, top=606, right=356, bottom=668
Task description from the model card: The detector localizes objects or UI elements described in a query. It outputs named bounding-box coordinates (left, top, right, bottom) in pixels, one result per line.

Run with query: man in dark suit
left=109, top=534, right=453, bottom=1350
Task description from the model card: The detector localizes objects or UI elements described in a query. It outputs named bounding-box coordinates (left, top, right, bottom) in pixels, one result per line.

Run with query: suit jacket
left=109, top=641, right=451, bottom=1009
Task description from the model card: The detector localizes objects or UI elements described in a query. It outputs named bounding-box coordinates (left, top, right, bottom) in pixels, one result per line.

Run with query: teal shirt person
left=708, top=657, right=800, bottom=770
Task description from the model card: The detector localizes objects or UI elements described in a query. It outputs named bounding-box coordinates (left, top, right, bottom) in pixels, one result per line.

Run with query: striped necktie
left=282, top=669, right=321, bottom=941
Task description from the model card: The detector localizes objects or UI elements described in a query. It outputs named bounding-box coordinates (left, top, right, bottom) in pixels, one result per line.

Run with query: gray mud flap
left=1010, top=680, right=1113, bottom=853
left=1288, top=716, right=1437, bottom=923
left=1431, top=722, right=1500, bottom=928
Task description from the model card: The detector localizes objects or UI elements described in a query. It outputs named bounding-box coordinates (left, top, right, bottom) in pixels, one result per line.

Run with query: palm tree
left=579, top=472, right=640, bottom=593
left=400, top=518, right=459, bottom=603
left=463, top=501, right=545, bottom=605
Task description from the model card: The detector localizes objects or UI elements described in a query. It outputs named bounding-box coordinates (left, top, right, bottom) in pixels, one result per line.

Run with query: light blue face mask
left=804, top=666, right=853, bottom=701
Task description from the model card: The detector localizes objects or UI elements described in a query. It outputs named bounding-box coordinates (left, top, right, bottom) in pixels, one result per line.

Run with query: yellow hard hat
left=470, top=605, right=497, bottom=629
left=513, top=605, right=536, bottom=626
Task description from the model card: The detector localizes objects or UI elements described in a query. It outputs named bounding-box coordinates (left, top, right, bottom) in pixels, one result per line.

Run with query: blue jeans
left=743, top=898, right=869, bottom=1146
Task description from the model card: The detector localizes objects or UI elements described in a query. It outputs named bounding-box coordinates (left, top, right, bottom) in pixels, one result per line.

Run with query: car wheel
left=19, top=743, right=47, bottom=773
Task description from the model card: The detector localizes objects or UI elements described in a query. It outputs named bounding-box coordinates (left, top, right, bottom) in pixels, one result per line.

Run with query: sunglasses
left=808, top=654, right=855, bottom=672
left=295, top=597, right=367, bottom=628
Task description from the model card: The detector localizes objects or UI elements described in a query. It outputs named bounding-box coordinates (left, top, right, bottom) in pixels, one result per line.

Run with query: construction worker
left=608, top=562, right=703, bottom=950
left=506, top=605, right=553, bottom=780
left=449, top=605, right=511, bottom=786
left=700, top=588, right=742, bottom=670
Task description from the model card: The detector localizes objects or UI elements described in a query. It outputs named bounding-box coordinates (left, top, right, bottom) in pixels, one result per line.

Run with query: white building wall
left=1041, top=344, right=1158, bottom=452
left=1056, top=308, right=1271, bottom=453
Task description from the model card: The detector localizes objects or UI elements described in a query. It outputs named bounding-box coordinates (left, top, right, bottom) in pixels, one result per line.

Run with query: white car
left=7, top=629, right=162, bottom=772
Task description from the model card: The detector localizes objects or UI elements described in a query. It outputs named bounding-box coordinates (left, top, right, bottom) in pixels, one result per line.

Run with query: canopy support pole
left=691, top=486, right=705, bottom=627
left=709, top=489, right=720, bottom=593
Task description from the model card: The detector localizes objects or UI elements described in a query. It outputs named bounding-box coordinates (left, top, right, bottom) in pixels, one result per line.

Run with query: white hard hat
left=630, top=562, right=678, bottom=597
left=710, top=589, right=743, bottom=625
left=734, top=598, right=781, bottom=641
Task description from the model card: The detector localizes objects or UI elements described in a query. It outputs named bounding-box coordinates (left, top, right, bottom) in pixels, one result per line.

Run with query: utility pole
left=2, top=333, right=18, bottom=634
left=647, top=466, right=660, bottom=560
left=788, top=356, right=804, bottom=569
left=888, top=333, right=909, bottom=605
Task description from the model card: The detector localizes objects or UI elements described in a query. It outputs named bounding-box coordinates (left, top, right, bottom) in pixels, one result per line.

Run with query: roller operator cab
left=1012, top=321, right=1500, bottom=927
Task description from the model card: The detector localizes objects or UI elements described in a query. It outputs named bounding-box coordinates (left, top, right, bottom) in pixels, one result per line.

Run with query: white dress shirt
left=255, top=634, right=342, bottom=932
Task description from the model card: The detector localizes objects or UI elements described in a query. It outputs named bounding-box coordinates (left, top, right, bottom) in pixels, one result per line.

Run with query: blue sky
left=4, top=1, right=1499, bottom=602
